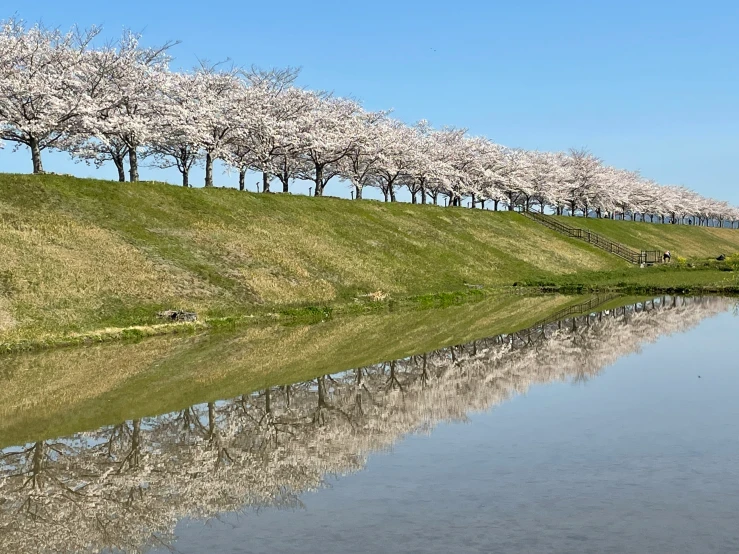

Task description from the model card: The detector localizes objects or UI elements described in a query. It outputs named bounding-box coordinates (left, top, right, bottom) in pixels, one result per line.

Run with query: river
left=1, top=295, right=737, bottom=553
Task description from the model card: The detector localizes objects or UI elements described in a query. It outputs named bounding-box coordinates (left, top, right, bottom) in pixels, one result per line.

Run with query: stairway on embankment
left=520, top=211, right=663, bottom=265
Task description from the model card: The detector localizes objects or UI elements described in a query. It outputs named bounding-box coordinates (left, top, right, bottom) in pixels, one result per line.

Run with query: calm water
left=2, top=296, right=738, bottom=553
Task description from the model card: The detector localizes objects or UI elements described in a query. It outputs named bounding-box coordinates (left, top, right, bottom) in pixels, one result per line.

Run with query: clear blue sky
left=3, top=0, right=738, bottom=204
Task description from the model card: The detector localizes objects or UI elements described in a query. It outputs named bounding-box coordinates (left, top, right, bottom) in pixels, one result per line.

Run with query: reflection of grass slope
left=0, top=293, right=588, bottom=447
left=553, top=216, right=739, bottom=259
left=0, top=174, right=624, bottom=343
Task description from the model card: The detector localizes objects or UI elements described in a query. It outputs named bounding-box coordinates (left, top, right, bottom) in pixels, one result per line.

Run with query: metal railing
left=528, top=293, right=620, bottom=330
left=521, top=211, right=662, bottom=265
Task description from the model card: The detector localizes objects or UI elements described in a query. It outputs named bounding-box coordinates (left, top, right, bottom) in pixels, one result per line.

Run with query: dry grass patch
left=0, top=208, right=222, bottom=339
left=0, top=298, right=15, bottom=331
left=468, top=222, right=620, bottom=274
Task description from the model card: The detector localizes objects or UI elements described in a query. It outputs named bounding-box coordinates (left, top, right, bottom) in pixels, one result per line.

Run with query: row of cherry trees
left=1, top=20, right=737, bottom=226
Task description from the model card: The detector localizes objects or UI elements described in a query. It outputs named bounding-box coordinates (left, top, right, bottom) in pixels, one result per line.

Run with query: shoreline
left=2, top=282, right=736, bottom=354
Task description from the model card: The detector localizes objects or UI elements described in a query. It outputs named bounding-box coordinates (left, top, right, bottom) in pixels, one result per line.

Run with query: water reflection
left=0, top=296, right=733, bottom=553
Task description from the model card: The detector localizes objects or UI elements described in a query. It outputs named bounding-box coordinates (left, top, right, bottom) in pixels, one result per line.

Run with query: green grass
left=553, top=215, right=739, bottom=259
left=0, top=173, right=626, bottom=343
left=0, top=292, right=598, bottom=448
left=526, top=266, right=739, bottom=294
left=0, top=173, right=736, bottom=346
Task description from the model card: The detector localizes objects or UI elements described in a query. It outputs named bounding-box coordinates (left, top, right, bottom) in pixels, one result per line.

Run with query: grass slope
left=553, top=215, right=739, bottom=259
left=0, top=174, right=625, bottom=342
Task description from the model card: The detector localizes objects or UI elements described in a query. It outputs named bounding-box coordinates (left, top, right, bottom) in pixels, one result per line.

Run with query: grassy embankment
left=552, top=215, right=739, bottom=259
left=531, top=214, right=739, bottom=293
left=0, top=173, right=737, bottom=348
left=0, top=292, right=589, bottom=448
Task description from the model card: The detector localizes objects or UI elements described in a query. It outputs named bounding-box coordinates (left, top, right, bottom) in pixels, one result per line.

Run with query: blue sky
left=2, top=0, right=738, bottom=204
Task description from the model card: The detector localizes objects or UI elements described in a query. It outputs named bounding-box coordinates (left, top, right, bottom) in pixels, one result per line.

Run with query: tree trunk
left=494, top=200, right=499, bottom=211
left=31, top=442, right=44, bottom=485
left=314, top=165, right=323, bottom=196
left=262, top=171, right=270, bottom=193
left=282, top=178, right=289, bottom=193
left=239, top=168, right=246, bottom=191
left=182, top=170, right=189, bottom=188
left=420, top=185, right=427, bottom=204
left=355, top=185, right=362, bottom=199
left=130, top=419, right=141, bottom=469
left=471, top=193, right=477, bottom=208
left=113, top=154, right=126, bottom=182
left=390, top=185, right=396, bottom=202
left=29, top=136, right=44, bottom=174
left=383, top=188, right=389, bottom=202
left=204, top=152, right=214, bottom=187
left=128, top=148, right=139, bottom=182
left=411, top=191, right=417, bottom=204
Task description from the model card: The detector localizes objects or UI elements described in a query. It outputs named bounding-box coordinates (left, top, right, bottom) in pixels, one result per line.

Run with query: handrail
left=527, top=293, right=620, bottom=330
left=520, top=211, right=662, bottom=265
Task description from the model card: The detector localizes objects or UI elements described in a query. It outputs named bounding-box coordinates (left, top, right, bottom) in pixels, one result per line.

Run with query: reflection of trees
left=0, top=296, right=731, bottom=553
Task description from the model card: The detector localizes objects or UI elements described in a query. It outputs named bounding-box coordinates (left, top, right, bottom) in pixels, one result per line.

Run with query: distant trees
left=1, top=18, right=737, bottom=226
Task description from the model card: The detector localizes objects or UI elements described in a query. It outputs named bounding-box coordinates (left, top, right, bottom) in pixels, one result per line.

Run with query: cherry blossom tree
left=338, top=110, right=390, bottom=200
left=190, top=66, right=244, bottom=188
left=0, top=20, right=100, bottom=173
left=404, top=122, right=459, bottom=205
left=566, top=148, right=603, bottom=216
left=427, top=127, right=471, bottom=206
left=526, top=151, right=567, bottom=213
left=497, top=147, right=531, bottom=211
left=226, top=72, right=314, bottom=193
left=295, top=95, right=364, bottom=197
left=403, top=121, right=439, bottom=204
left=61, top=30, right=175, bottom=182
left=371, top=119, right=417, bottom=202
left=146, top=71, right=202, bottom=187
